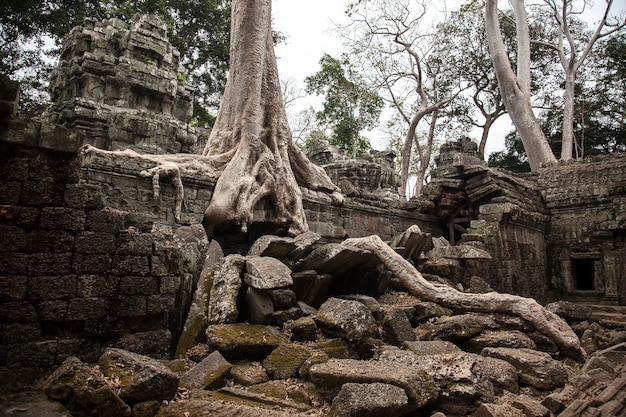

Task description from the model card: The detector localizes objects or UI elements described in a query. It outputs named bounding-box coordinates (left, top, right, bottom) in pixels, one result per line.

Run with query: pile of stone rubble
left=33, top=227, right=626, bottom=417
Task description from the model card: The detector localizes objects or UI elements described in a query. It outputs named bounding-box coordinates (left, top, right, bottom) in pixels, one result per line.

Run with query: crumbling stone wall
left=0, top=121, right=208, bottom=392
left=46, top=14, right=199, bottom=154
left=537, top=155, right=626, bottom=304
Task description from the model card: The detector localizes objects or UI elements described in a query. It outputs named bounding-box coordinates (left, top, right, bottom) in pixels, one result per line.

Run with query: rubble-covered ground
left=2, top=228, right=625, bottom=417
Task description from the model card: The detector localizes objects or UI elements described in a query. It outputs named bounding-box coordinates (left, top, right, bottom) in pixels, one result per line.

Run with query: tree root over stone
left=342, top=234, right=584, bottom=360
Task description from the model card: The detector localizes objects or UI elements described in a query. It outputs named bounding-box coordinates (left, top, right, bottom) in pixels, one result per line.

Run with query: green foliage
left=1, top=0, right=231, bottom=119
left=305, top=53, right=383, bottom=157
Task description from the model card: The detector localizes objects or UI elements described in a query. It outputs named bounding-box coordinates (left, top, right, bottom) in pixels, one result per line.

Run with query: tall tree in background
left=201, top=0, right=341, bottom=236
left=485, top=0, right=558, bottom=170
left=1, top=0, right=230, bottom=121
left=531, top=0, right=625, bottom=160
left=343, top=0, right=462, bottom=197
left=305, top=54, right=384, bottom=157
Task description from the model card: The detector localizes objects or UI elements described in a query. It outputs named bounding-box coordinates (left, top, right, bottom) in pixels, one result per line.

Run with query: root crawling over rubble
left=342, top=234, right=584, bottom=359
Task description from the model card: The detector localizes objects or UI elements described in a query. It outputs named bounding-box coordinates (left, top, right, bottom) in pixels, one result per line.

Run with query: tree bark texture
left=485, top=0, right=557, bottom=171
left=202, top=0, right=341, bottom=236
left=342, top=234, right=583, bottom=360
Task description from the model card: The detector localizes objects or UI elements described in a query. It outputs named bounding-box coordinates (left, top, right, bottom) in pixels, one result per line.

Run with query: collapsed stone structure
left=46, top=14, right=198, bottom=154
left=1, top=14, right=626, bottom=417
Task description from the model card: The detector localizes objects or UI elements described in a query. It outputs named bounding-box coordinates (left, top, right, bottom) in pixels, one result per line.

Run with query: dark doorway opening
left=572, top=258, right=595, bottom=291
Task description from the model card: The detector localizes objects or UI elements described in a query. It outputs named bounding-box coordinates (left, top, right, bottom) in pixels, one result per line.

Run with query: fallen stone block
left=244, top=256, right=293, bottom=289
left=389, top=225, right=432, bottom=262
left=42, top=356, right=131, bottom=417
left=206, top=323, right=287, bottom=360
left=308, top=358, right=440, bottom=410
left=296, top=243, right=377, bottom=276
left=383, top=307, right=417, bottom=347
left=179, top=350, right=232, bottom=391
left=482, top=347, right=568, bottom=390
left=285, top=316, right=319, bottom=342
left=329, top=382, right=409, bottom=417
left=207, top=254, right=245, bottom=324
left=464, top=330, right=537, bottom=352
left=430, top=314, right=486, bottom=342
left=262, top=343, right=313, bottom=380
left=155, top=397, right=312, bottom=417
left=247, top=235, right=297, bottom=258
left=97, top=348, right=179, bottom=402
left=230, top=361, right=269, bottom=386
left=546, top=301, right=592, bottom=322
left=403, top=340, right=462, bottom=356
left=511, top=394, right=551, bottom=417
left=245, top=287, right=274, bottom=325
left=315, top=297, right=376, bottom=342
left=473, top=403, right=525, bottom=417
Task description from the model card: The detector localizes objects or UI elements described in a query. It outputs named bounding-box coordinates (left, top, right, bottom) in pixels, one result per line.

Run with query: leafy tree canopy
left=305, top=53, right=384, bottom=157
left=1, top=0, right=230, bottom=123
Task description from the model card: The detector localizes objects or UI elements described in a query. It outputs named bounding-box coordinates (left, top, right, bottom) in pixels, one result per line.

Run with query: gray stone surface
left=546, top=301, right=593, bottom=322
left=179, top=350, right=232, bottom=390
left=42, top=356, right=131, bottom=417
left=309, top=358, right=439, bottom=409
left=205, top=323, right=287, bottom=360
left=383, top=307, right=417, bottom=347
left=97, top=348, right=179, bottom=402
left=207, top=255, right=244, bottom=324
left=315, top=297, right=376, bottom=342
left=482, top=347, right=568, bottom=390
left=464, top=330, right=537, bottom=352
left=244, top=256, right=293, bottom=289
left=329, top=382, right=409, bottom=417
left=245, top=287, right=274, bottom=325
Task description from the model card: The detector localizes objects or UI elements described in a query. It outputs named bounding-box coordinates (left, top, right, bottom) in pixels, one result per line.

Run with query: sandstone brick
left=0, top=253, right=29, bottom=274
left=26, top=229, right=74, bottom=253
left=85, top=208, right=126, bottom=232
left=29, top=253, right=72, bottom=275
left=113, top=255, right=150, bottom=276
left=21, top=181, right=65, bottom=206
left=0, top=301, right=38, bottom=322
left=28, top=275, right=76, bottom=300
left=77, top=274, right=118, bottom=297
left=72, top=253, right=112, bottom=274
left=0, top=225, right=27, bottom=253
left=39, top=207, right=86, bottom=231
left=120, top=276, right=159, bottom=295
left=159, top=274, right=182, bottom=293
left=0, top=323, right=41, bottom=344
left=111, top=295, right=147, bottom=316
left=0, top=276, right=27, bottom=300
left=147, top=294, right=176, bottom=315
left=64, top=183, right=105, bottom=210
left=74, top=231, right=116, bottom=254
left=67, top=297, right=109, bottom=320
left=36, top=300, right=69, bottom=321
left=0, top=181, right=21, bottom=205
left=116, top=232, right=153, bottom=255
left=6, top=340, right=57, bottom=368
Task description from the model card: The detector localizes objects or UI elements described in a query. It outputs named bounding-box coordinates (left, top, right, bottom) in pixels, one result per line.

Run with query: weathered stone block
left=245, top=287, right=274, bottom=325
left=72, top=254, right=112, bottom=274
left=0, top=275, right=28, bottom=300
left=28, top=275, right=76, bottom=300
left=383, top=307, right=417, bottom=347
left=64, top=183, right=105, bottom=210
left=85, top=208, right=126, bottom=233
left=74, top=231, right=116, bottom=254
left=29, top=254, right=73, bottom=275
left=67, top=297, right=109, bottom=320
left=262, top=343, right=312, bottom=380
left=0, top=253, right=29, bottom=274
left=26, top=229, right=74, bottom=253
left=112, top=255, right=150, bottom=276
left=205, top=323, right=288, bottom=360
left=147, top=294, right=176, bottom=314
left=329, top=382, right=409, bottom=417
left=244, top=256, right=293, bottom=289
left=315, top=298, right=376, bottom=342
left=207, top=255, right=244, bottom=325
left=111, top=295, right=147, bottom=316
left=97, top=348, right=179, bottom=402
left=0, top=301, right=38, bottom=322
left=0, top=181, right=22, bottom=205
left=6, top=340, right=57, bottom=368
left=0, top=225, right=26, bottom=251
left=116, top=232, right=154, bottom=255
left=39, top=207, right=86, bottom=231
left=36, top=300, right=69, bottom=321
left=119, top=276, right=158, bottom=295
left=42, top=356, right=131, bottom=417
left=21, top=181, right=65, bottom=207
left=179, top=350, right=232, bottom=390
left=0, top=323, right=41, bottom=344
left=77, top=274, right=118, bottom=297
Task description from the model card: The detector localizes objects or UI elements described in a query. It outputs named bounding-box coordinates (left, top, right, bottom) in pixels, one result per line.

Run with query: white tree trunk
left=485, top=0, right=557, bottom=171
left=201, top=0, right=341, bottom=236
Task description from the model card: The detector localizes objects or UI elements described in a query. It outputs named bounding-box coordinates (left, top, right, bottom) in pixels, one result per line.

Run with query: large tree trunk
left=485, top=0, right=557, bottom=171
left=342, top=234, right=583, bottom=360
left=202, top=0, right=341, bottom=236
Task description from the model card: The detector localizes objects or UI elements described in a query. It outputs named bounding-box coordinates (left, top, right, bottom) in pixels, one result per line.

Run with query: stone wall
left=0, top=121, right=208, bottom=392
left=536, top=155, right=626, bottom=304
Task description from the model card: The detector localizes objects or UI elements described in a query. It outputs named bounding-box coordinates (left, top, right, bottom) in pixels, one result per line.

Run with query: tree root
left=140, top=163, right=184, bottom=222
left=342, top=234, right=584, bottom=360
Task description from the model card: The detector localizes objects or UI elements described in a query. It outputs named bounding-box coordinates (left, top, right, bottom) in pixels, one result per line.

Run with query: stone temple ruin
left=1, top=14, right=626, bottom=417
